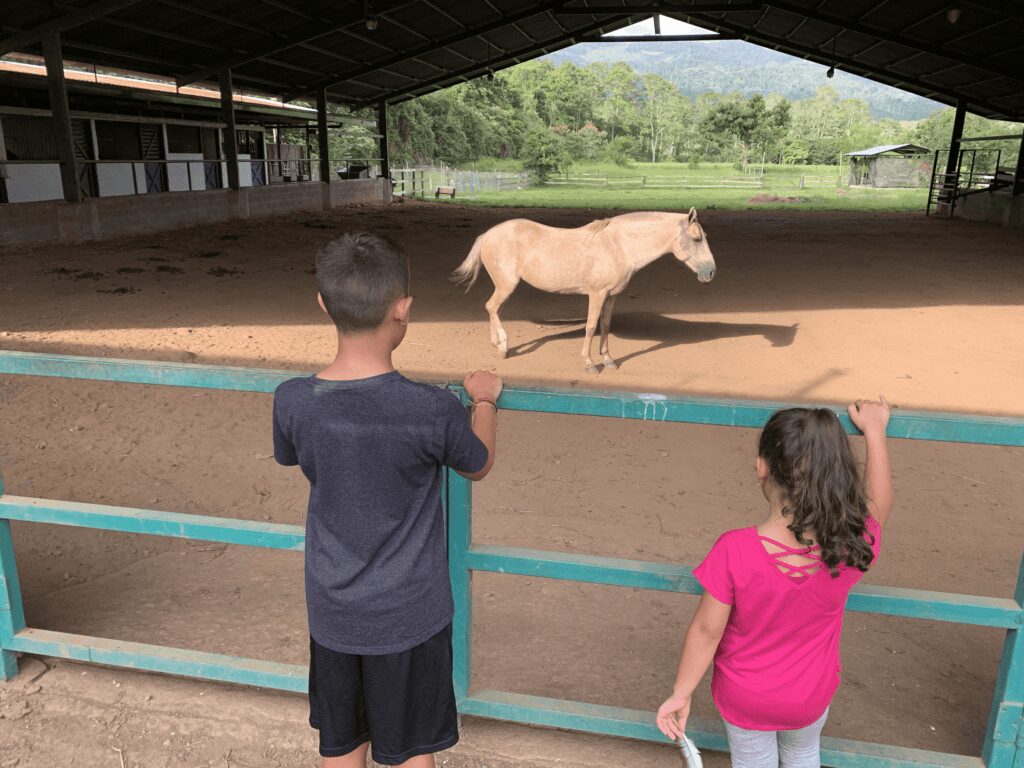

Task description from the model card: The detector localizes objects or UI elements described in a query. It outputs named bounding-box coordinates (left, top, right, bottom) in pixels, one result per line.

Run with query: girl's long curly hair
left=758, top=408, right=875, bottom=577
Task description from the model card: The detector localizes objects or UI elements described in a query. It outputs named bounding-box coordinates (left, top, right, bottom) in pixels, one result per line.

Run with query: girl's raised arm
left=848, top=395, right=893, bottom=528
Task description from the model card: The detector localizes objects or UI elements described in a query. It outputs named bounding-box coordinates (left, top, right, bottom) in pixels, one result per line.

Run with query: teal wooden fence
left=0, top=350, right=1021, bottom=768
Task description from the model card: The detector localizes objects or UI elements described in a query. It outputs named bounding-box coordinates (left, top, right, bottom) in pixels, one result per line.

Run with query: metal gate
left=70, top=120, right=96, bottom=198
left=140, top=124, right=165, bottom=193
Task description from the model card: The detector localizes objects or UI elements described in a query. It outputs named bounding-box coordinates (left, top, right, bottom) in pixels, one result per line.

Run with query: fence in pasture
left=544, top=171, right=853, bottom=190
left=545, top=171, right=768, bottom=190
left=1, top=348, right=1022, bottom=768
left=392, top=166, right=530, bottom=198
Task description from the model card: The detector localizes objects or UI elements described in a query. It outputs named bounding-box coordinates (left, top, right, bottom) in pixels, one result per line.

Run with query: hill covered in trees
left=546, top=41, right=941, bottom=121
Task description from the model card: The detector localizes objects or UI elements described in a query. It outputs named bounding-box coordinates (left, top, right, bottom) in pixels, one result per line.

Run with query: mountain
left=545, top=41, right=944, bottom=121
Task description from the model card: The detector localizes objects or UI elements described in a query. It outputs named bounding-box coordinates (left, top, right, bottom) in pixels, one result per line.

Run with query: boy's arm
left=656, top=593, right=731, bottom=739
left=456, top=370, right=502, bottom=482
left=457, top=401, right=496, bottom=481
left=848, top=396, right=892, bottom=527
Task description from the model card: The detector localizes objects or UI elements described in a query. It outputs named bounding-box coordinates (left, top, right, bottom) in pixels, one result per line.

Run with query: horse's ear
left=688, top=207, right=698, bottom=224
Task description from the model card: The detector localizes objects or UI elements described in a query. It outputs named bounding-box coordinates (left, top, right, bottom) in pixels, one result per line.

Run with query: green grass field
left=429, top=161, right=928, bottom=212
left=460, top=185, right=926, bottom=211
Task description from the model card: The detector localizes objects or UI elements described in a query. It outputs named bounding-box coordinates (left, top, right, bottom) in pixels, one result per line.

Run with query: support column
left=0, top=115, right=9, bottom=204
left=219, top=68, right=239, bottom=191
left=941, top=99, right=967, bottom=206
left=1014, top=130, right=1023, bottom=196
left=0, top=471, right=27, bottom=681
left=377, top=101, right=390, bottom=179
left=41, top=32, right=82, bottom=203
left=316, top=88, right=331, bottom=186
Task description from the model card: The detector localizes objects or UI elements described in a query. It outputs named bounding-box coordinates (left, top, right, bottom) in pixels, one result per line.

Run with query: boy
left=273, top=232, right=501, bottom=767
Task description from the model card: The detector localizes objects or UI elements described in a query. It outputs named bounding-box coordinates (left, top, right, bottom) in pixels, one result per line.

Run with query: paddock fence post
left=983, top=550, right=1024, bottom=768
left=0, top=469, right=27, bottom=681
left=446, top=459, right=473, bottom=719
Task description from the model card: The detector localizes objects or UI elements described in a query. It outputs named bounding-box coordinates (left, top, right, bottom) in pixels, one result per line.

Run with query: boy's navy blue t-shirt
left=272, top=372, right=487, bottom=655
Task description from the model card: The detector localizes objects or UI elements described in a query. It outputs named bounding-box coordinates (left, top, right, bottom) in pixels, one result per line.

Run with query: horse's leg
left=486, top=278, right=518, bottom=358
left=582, top=290, right=608, bottom=374
left=599, top=294, right=619, bottom=370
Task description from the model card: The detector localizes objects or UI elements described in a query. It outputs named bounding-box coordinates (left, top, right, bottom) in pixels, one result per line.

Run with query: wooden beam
left=41, top=32, right=83, bottom=203
left=763, top=0, right=1024, bottom=86
left=284, top=0, right=574, bottom=100
left=556, top=2, right=759, bottom=12
left=352, top=13, right=645, bottom=109
left=176, top=0, right=417, bottom=87
left=663, top=10, right=1014, bottom=120
left=316, top=88, right=331, bottom=184
left=0, top=0, right=144, bottom=55
left=219, top=68, right=240, bottom=191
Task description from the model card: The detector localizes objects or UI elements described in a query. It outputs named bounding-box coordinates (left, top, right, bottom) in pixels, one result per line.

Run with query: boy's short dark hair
left=316, top=232, right=410, bottom=334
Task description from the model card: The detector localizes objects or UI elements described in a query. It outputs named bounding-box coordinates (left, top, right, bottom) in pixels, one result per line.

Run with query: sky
left=607, top=17, right=710, bottom=35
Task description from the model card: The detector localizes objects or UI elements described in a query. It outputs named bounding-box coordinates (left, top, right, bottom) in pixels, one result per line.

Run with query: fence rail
left=545, top=172, right=767, bottom=189
left=0, top=349, right=1021, bottom=768
left=390, top=166, right=530, bottom=197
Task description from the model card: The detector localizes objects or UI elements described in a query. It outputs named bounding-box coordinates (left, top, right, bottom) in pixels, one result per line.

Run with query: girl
left=656, top=397, right=892, bottom=768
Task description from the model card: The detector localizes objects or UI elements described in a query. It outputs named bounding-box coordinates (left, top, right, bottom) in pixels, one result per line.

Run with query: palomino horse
left=453, top=209, right=716, bottom=373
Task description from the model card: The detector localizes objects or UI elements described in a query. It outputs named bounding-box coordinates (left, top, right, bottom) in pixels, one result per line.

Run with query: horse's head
left=673, top=207, right=716, bottom=284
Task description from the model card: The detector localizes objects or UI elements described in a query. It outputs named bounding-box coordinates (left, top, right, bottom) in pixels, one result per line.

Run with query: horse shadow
left=507, top=312, right=798, bottom=368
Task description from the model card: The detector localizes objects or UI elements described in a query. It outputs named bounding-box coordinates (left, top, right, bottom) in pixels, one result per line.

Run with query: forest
left=329, top=59, right=1021, bottom=176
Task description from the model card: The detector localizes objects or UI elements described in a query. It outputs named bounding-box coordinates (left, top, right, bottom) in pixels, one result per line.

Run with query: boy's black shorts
left=308, top=623, right=459, bottom=764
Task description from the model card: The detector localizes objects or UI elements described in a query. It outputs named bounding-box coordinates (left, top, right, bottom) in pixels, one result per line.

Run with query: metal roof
left=1, top=1, right=1023, bottom=121
left=845, top=143, right=932, bottom=157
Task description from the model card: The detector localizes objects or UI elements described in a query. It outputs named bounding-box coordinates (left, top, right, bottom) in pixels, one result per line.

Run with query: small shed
left=846, top=144, right=932, bottom=188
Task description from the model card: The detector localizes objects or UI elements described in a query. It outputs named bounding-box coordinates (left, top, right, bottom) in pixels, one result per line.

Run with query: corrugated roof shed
left=846, top=144, right=932, bottom=157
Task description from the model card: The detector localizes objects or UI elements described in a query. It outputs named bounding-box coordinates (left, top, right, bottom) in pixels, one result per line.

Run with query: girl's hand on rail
left=848, top=394, right=891, bottom=437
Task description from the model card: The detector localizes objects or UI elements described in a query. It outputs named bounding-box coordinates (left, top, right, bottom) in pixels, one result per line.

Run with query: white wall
left=5, top=163, right=63, bottom=203
left=166, top=152, right=207, bottom=192
left=96, top=162, right=148, bottom=197
left=239, top=154, right=253, bottom=188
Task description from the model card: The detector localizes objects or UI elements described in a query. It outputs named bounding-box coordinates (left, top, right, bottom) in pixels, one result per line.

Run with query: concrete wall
left=955, top=190, right=1024, bottom=229
left=0, top=179, right=391, bottom=248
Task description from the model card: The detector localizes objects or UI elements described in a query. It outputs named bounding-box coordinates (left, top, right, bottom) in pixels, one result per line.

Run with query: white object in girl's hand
left=678, top=734, right=703, bottom=768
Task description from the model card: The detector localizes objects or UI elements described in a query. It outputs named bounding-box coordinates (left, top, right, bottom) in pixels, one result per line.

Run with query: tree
left=640, top=73, right=685, bottom=163
left=598, top=62, right=641, bottom=140
left=521, top=128, right=572, bottom=181
left=700, top=94, right=787, bottom=169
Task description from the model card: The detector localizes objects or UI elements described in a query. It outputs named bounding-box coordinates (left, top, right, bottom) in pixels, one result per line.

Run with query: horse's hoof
left=498, top=347, right=508, bottom=359
left=603, top=358, right=618, bottom=370
left=585, top=364, right=600, bottom=375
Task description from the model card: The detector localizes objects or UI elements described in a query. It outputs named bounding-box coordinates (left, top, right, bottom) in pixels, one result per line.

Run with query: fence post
left=0, top=469, right=27, bottom=681
left=983, top=551, right=1024, bottom=768
left=447, top=463, right=473, bottom=718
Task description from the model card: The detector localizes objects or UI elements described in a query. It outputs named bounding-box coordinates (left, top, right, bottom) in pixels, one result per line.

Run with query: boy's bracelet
left=471, top=398, right=498, bottom=412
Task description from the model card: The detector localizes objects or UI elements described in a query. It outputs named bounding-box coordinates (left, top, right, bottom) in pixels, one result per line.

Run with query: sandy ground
left=0, top=201, right=1023, bottom=767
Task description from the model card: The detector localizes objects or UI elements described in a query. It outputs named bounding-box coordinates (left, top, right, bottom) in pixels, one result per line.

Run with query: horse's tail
left=452, top=234, right=485, bottom=290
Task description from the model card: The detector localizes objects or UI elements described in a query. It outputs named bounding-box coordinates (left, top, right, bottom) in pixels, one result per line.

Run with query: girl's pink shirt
left=692, top=516, right=882, bottom=731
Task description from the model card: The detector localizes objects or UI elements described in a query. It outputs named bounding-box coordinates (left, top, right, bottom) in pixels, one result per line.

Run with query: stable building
left=846, top=144, right=933, bottom=188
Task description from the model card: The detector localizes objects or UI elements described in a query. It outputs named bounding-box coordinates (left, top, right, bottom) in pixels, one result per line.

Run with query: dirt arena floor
left=0, top=201, right=1022, bottom=767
